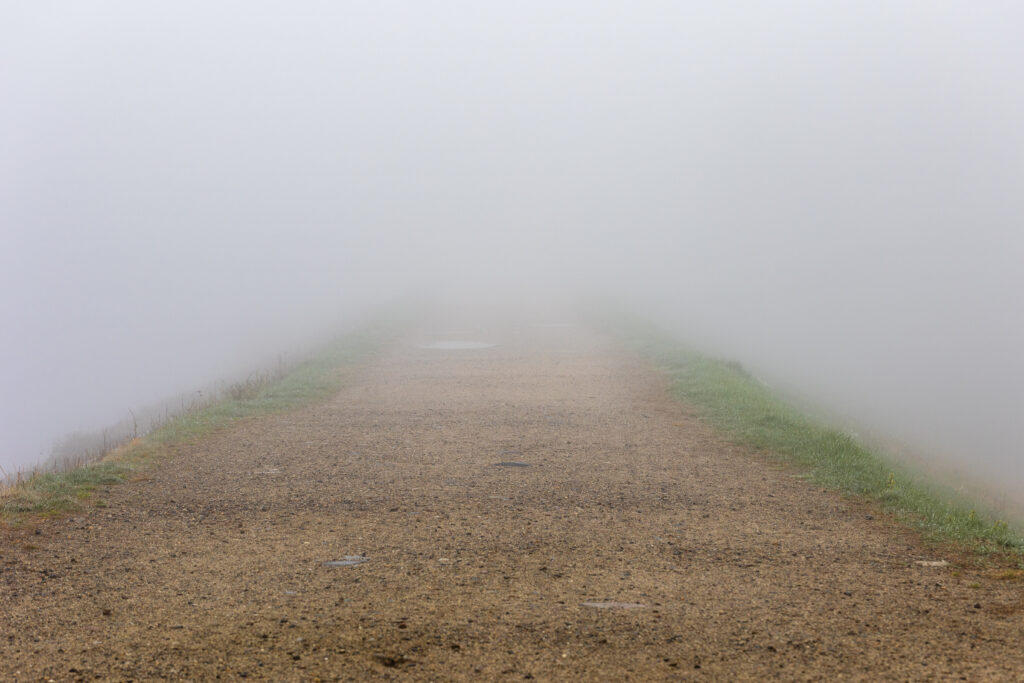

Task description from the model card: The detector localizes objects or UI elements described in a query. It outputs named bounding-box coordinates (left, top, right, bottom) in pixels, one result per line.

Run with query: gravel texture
left=2, top=320, right=1023, bottom=680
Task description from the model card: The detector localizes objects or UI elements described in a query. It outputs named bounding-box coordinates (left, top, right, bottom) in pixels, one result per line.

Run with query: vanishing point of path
left=3, top=320, right=1023, bottom=680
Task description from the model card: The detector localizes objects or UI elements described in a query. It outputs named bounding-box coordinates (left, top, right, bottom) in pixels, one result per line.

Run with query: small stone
left=581, top=601, right=647, bottom=609
left=324, top=556, right=368, bottom=567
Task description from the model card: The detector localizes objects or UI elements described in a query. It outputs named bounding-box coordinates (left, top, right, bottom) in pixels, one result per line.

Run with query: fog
left=2, top=3, right=1021, bottom=499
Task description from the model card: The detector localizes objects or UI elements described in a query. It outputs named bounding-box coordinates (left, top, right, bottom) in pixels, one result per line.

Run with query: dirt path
left=3, top=319, right=1023, bottom=680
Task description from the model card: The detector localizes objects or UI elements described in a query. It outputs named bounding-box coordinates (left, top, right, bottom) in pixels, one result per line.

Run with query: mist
left=2, top=3, right=1021, bottom=498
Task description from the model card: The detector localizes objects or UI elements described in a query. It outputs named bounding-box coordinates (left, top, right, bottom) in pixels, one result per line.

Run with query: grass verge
left=1, top=319, right=402, bottom=523
left=602, top=314, right=1024, bottom=556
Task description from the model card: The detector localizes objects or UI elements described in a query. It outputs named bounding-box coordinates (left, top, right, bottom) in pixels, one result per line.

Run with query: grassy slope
left=1, top=321, right=400, bottom=523
left=605, top=316, right=1023, bottom=555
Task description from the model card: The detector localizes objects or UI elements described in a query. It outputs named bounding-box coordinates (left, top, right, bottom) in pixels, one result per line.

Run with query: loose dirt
left=3, top=321, right=1023, bottom=680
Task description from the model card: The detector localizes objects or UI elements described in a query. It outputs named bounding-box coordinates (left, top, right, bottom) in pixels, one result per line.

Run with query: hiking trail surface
left=3, top=319, right=1023, bottom=680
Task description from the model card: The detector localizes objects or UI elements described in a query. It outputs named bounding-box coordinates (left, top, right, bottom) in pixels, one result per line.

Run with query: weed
left=225, top=374, right=273, bottom=401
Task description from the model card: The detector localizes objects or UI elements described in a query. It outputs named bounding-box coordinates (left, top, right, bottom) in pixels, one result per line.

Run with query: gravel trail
left=3, top=320, right=1023, bottom=680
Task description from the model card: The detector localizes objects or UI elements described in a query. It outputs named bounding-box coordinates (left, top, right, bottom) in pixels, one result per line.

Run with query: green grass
left=1, top=461, right=135, bottom=517
left=604, top=315, right=1024, bottom=555
left=1, top=319, right=402, bottom=522
left=148, top=325, right=386, bottom=445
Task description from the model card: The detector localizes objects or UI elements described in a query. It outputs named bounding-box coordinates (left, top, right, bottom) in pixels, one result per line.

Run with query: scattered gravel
left=2, top=320, right=1022, bottom=679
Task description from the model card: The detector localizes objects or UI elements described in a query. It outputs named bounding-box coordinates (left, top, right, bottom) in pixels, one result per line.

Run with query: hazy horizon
left=2, top=3, right=1021, bottom=500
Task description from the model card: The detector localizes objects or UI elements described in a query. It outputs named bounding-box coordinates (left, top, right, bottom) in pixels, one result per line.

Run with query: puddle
left=324, top=556, right=368, bottom=567
left=418, top=341, right=496, bottom=350
left=582, top=601, right=648, bottom=609
left=495, top=461, right=531, bottom=468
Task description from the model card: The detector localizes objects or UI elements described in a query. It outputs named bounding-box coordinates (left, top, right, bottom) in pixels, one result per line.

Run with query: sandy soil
left=3, top=320, right=1023, bottom=681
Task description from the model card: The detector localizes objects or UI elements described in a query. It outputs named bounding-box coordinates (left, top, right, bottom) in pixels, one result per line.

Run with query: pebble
left=324, top=556, right=368, bottom=567
left=581, top=602, right=648, bottom=609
